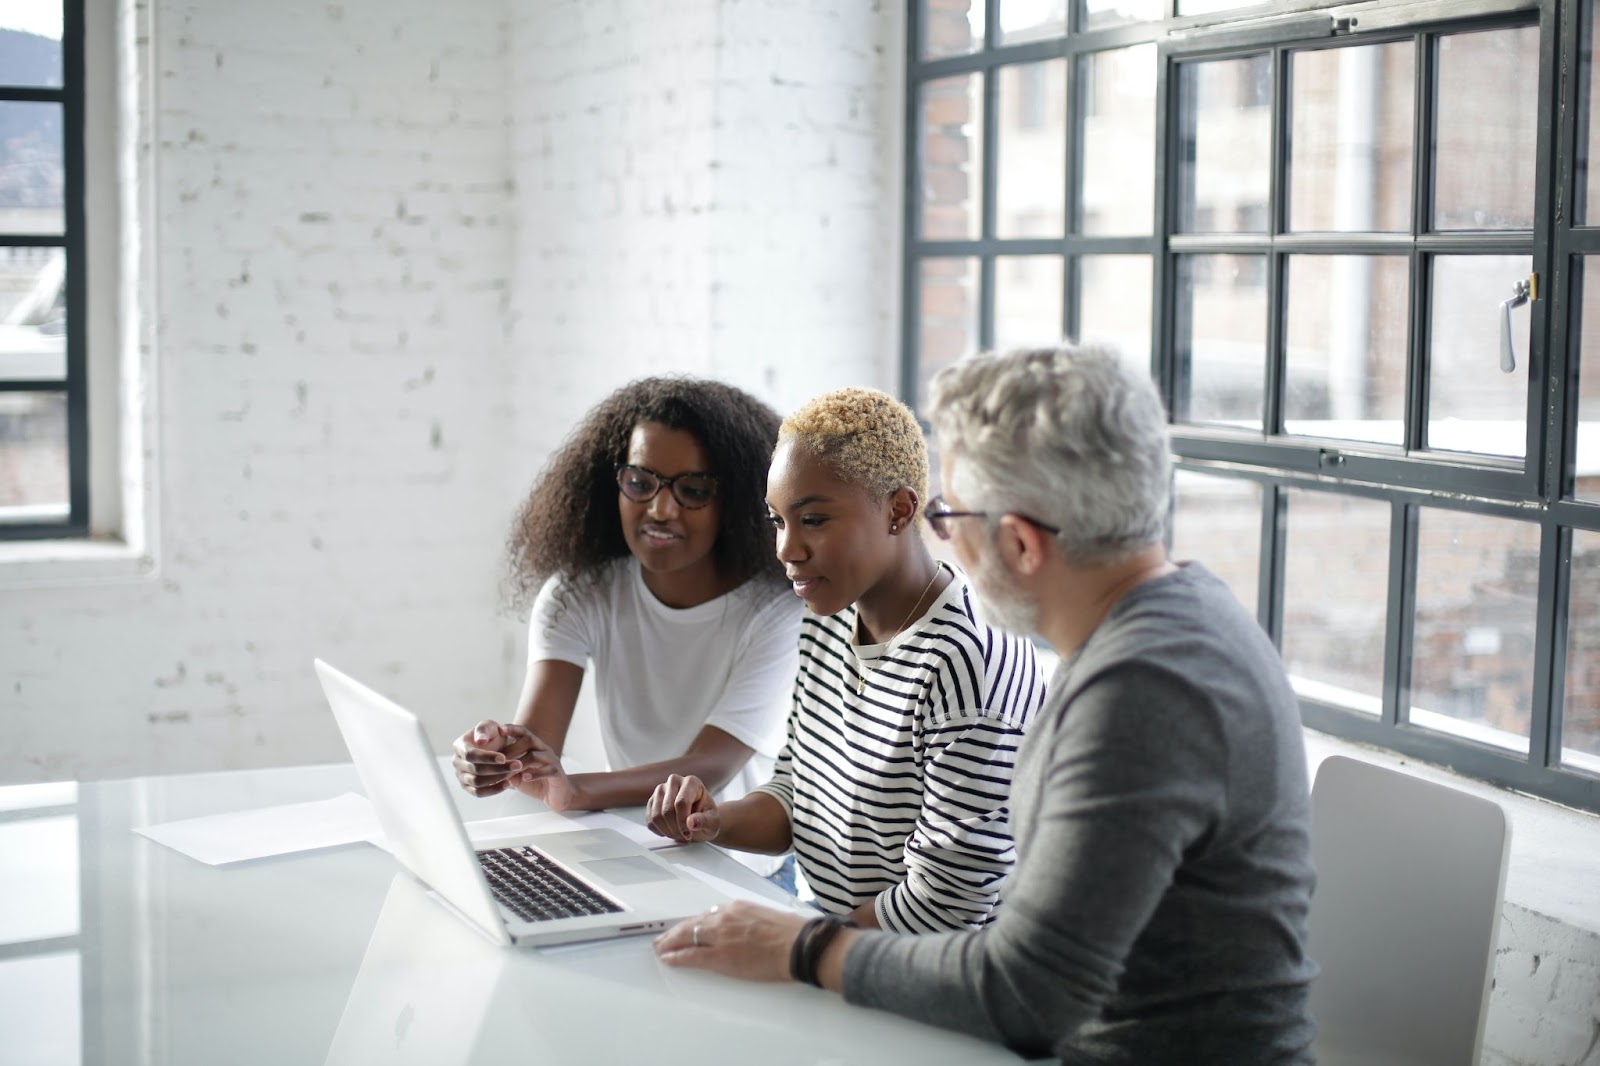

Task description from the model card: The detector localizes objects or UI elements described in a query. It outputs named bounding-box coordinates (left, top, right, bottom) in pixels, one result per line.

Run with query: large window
left=903, top=0, right=1600, bottom=813
left=0, top=0, right=84, bottom=540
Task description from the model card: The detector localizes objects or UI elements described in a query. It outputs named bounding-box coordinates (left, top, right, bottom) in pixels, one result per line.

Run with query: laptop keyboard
left=477, top=845, right=625, bottom=923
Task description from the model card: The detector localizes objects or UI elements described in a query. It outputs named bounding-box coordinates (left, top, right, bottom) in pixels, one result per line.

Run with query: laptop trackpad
left=582, top=856, right=675, bottom=886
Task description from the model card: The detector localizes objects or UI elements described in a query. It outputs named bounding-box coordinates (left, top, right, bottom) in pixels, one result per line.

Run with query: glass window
left=1078, top=254, right=1152, bottom=371
left=924, top=0, right=986, bottom=59
left=1426, top=255, right=1532, bottom=459
left=997, top=61, right=1067, bottom=239
left=1171, top=470, right=1262, bottom=612
left=994, top=255, right=1065, bottom=353
left=1175, top=253, right=1267, bottom=428
left=1283, top=255, right=1408, bottom=444
left=1287, top=42, right=1414, bottom=233
left=1433, top=26, right=1539, bottom=231
left=1081, top=45, right=1157, bottom=236
left=1411, top=508, right=1539, bottom=754
left=1177, top=55, right=1272, bottom=234
left=1080, top=0, right=1161, bottom=31
left=916, top=259, right=981, bottom=412
left=0, top=101, right=65, bottom=235
left=0, top=5, right=63, bottom=89
left=1000, top=0, right=1066, bottom=45
left=920, top=73, right=985, bottom=240
left=1282, top=490, right=1390, bottom=715
left=1574, top=257, right=1600, bottom=502
left=1564, top=529, right=1600, bottom=774
left=0, top=391, right=68, bottom=517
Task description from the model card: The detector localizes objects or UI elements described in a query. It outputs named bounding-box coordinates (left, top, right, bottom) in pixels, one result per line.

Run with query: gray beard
left=970, top=551, right=1040, bottom=637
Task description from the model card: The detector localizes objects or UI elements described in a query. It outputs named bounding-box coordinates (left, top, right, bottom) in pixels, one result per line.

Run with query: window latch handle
left=1499, top=276, right=1533, bottom=373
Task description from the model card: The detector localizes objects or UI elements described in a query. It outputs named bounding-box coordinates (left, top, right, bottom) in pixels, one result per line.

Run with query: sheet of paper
left=134, top=792, right=380, bottom=866
left=670, top=862, right=822, bottom=916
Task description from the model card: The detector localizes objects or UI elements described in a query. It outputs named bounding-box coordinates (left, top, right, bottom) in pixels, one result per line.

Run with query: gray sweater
left=842, top=563, right=1318, bottom=1064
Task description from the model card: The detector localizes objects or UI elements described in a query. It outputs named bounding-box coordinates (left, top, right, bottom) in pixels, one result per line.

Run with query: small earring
left=890, top=524, right=899, bottom=533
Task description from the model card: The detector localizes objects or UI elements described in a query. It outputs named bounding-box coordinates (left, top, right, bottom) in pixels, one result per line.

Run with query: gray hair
left=928, top=344, right=1171, bottom=566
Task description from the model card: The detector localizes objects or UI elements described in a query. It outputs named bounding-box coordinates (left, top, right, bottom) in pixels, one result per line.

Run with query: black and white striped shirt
left=753, top=565, right=1045, bottom=933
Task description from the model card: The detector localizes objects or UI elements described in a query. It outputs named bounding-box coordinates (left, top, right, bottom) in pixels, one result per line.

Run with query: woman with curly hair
left=452, top=377, right=802, bottom=829
left=647, top=387, right=1046, bottom=931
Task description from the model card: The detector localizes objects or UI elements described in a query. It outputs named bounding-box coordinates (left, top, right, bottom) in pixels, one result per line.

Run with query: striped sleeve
left=875, top=714, right=1025, bottom=932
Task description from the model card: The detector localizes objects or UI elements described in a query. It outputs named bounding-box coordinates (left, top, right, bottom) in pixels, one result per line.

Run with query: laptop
left=314, top=658, right=725, bottom=947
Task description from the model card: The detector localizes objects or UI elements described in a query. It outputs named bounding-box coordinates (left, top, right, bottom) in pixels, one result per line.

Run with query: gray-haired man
left=655, top=345, right=1318, bottom=1065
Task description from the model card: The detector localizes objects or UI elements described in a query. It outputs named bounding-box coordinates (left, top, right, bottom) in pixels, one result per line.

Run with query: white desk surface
left=4, top=761, right=1028, bottom=1066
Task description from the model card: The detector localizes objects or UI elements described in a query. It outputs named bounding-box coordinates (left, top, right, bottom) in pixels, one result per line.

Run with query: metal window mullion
left=1407, top=29, right=1433, bottom=454
left=979, top=54, right=999, bottom=351
left=1264, top=46, right=1289, bottom=437
left=1155, top=45, right=1179, bottom=408
left=1385, top=501, right=1419, bottom=729
left=1260, top=482, right=1287, bottom=642
left=1530, top=518, right=1564, bottom=768
left=899, top=0, right=925, bottom=406
left=1519, top=0, right=1562, bottom=497
left=1065, top=50, right=1085, bottom=345
left=64, top=0, right=88, bottom=528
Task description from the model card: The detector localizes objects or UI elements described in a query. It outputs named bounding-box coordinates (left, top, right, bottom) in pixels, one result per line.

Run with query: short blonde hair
left=778, top=387, right=929, bottom=516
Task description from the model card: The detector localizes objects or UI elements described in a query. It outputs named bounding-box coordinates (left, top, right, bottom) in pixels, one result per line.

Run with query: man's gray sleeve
left=841, top=665, right=1227, bottom=1056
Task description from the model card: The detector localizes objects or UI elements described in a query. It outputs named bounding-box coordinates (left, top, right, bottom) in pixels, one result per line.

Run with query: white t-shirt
left=527, top=557, right=803, bottom=807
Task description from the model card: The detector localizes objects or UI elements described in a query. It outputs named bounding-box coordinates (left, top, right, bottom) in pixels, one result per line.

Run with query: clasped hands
left=451, top=720, right=579, bottom=811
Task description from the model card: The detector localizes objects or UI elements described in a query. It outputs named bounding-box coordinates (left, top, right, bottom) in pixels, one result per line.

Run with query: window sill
left=0, top=536, right=156, bottom=590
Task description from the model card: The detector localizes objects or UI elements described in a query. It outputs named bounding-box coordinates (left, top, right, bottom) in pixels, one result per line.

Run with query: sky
left=0, top=2, right=62, bottom=41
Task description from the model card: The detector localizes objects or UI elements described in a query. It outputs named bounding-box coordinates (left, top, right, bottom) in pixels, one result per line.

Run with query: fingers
left=653, top=903, right=805, bottom=983
left=452, top=721, right=530, bottom=796
left=645, top=775, right=713, bottom=842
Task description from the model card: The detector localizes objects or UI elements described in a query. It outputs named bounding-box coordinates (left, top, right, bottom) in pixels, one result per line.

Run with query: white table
left=2, top=761, right=1027, bottom=1065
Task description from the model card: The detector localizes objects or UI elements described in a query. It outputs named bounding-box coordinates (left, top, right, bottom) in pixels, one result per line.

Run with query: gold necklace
left=856, top=564, right=942, bottom=695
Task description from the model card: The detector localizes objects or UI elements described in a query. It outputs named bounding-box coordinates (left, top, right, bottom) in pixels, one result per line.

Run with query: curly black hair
left=505, top=376, right=786, bottom=612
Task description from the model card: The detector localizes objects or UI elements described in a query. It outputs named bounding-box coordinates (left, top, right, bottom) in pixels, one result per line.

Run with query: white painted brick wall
left=4, top=0, right=517, bottom=779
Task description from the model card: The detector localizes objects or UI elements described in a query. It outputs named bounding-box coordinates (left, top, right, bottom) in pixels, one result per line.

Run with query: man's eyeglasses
left=926, top=495, right=1062, bottom=541
left=616, top=464, right=719, bottom=510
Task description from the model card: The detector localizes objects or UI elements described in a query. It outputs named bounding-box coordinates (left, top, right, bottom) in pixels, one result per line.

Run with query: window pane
left=1283, top=255, right=1408, bottom=444
left=1433, top=26, right=1538, bottom=231
left=1575, top=258, right=1600, bottom=501
left=994, top=255, right=1064, bottom=353
left=0, top=953, right=79, bottom=1066
left=1287, top=42, right=1414, bottom=233
left=1426, top=255, right=1531, bottom=459
left=1582, top=0, right=1600, bottom=223
left=0, top=101, right=64, bottom=235
left=1283, top=490, right=1389, bottom=716
left=1080, top=0, right=1161, bottom=31
left=1000, top=0, right=1065, bottom=44
left=1082, top=44, right=1156, bottom=236
left=1171, top=470, right=1261, bottom=612
left=917, top=258, right=980, bottom=412
left=0, top=6, right=63, bottom=89
left=0, top=815, right=78, bottom=944
left=1177, top=56, right=1271, bottom=234
left=1079, top=254, right=1151, bottom=372
left=1178, top=0, right=1262, bottom=13
left=1564, top=530, right=1600, bottom=774
left=0, top=390, right=67, bottom=515
left=1411, top=508, right=1538, bottom=754
left=923, top=0, right=985, bottom=59
left=1175, top=253, right=1267, bottom=428
left=997, top=60, right=1067, bottom=239
left=0, top=246, right=65, bottom=379
left=920, top=74, right=985, bottom=240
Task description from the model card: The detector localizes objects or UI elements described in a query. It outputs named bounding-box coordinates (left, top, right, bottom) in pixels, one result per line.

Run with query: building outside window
left=903, top=0, right=1600, bottom=813
left=0, top=0, right=83, bottom=540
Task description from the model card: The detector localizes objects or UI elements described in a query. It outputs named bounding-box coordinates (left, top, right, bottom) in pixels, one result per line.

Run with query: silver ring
left=692, top=923, right=702, bottom=948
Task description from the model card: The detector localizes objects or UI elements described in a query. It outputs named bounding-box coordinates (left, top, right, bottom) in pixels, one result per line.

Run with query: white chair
left=1308, top=755, right=1511, bottom=1066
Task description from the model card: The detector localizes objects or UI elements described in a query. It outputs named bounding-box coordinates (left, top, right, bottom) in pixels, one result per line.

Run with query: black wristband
left=793, top=915, right=857, bottom=987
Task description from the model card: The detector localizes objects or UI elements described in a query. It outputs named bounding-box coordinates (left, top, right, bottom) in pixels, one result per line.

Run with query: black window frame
left=0, top=0, right=88, bottom=541
left=902, top=0, right=1600, bottom=814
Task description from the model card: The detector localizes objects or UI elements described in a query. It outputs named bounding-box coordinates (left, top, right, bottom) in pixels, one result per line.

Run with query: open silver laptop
left=314, top=659, right=724, bottom=947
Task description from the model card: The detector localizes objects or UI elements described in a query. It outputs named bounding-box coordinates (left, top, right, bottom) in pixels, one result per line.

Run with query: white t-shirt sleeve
left=526, top=574, right=596, bottom=668
left=700, top=589, right=803, bottom=759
